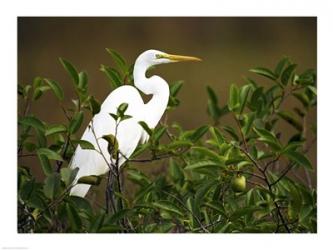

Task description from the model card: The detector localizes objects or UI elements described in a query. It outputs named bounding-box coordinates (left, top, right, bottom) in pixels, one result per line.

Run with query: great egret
left=69, top=49, right=201, bottom=197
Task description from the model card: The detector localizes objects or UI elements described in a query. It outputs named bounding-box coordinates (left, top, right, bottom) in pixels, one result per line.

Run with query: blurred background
left=18, top=17, right=317, bottom=192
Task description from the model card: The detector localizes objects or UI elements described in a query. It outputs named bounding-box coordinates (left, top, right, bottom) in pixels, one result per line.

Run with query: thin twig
left=18, top=153, right=37, bottom=158
left=228, top=169, right=265, bottom=181
left=264, top=154, right=281, bottom=172
left=162, top=190, right=210, bottom=233
left=236, top=145, right=265, bottom=173
left=193, top=220, right=224, bottom=232
left=232, top=142, right=290, bottom=232
left=269, top=162, right=296, bottom=187
left=247, top=180, right=266, bottom=189
left=36, top=183, right=77, bottom=220
left=129, top=153, right=172, bottom=163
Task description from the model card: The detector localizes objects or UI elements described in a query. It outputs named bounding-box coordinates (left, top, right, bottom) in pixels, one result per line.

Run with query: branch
left=162, top=190, right=210, bottom=233
left=264, top=154, right=281, bottom=172
left=129, top=153, right=172, bottom=163
left=18, top=153, right=37, bottom=158
left=228, top=169, right=265, bottom=181
left=232, top=141, right=290, bottom=232
left=247, top=179, right=266, bottom=189
left=236, top=145, right=265, bottom=173
left=269, top=162, right=296, bottom=187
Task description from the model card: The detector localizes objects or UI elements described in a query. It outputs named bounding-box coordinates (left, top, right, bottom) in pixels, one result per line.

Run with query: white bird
left=70, top=49, right=201, bottom=197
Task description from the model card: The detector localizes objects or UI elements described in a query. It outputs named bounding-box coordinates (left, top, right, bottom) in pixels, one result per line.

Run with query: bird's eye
left=155, top=54, right=163, bottom=59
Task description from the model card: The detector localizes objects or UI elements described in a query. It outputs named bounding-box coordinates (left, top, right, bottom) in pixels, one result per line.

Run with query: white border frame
left=1, top=1, right=332, bottom=249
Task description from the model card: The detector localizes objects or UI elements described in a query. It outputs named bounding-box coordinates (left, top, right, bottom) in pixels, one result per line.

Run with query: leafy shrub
left=18, top=50, right=316, bottom=233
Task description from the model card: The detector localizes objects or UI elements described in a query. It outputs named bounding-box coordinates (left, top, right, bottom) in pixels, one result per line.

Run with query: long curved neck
left=134, top=61, right=170, bottom=128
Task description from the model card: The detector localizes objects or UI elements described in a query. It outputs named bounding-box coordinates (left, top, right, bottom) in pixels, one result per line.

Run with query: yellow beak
left=162, top=53, right=202, bottom=62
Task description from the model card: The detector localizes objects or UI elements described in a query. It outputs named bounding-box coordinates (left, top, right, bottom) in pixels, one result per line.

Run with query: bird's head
left=137, top=49, right=202, bottom=67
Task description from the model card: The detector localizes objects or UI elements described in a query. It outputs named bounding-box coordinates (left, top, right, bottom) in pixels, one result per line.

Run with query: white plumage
left=69, top=49, right=201, bottom=197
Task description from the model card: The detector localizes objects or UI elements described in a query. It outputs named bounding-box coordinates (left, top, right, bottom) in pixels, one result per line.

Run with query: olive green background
left=18, top=17, right=317, bottom=188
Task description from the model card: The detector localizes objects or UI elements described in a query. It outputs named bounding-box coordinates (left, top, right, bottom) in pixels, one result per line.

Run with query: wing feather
left=70, top=85, right=145, bottom=197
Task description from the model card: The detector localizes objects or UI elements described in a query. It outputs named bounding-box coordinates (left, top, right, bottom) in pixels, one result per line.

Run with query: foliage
left=18, top=50, right=316, bottom=233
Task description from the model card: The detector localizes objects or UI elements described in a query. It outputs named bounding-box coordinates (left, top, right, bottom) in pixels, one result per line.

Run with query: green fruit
left=231, top=175, right=246, bottom=192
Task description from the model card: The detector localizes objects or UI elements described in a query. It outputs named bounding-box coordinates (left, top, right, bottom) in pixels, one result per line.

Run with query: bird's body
left=70, top=50, right=200, bottom=197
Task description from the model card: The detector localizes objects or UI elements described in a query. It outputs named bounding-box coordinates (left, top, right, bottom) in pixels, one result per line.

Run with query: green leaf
left=274, top=57, right=289, bottom=77
left=32, top=77, right=50, bottom=100
left=167, top=140, right=193, bottom=150
left=109, top=113, right=118, bottom=121
left=189, top=125, right=209, bottom=142
left=69, top=111, right=84, bottom=134
left=297, top=69, right=316, bottom=86
left=293, top=92, right=310, bottom=108
left=207, top=86, right=223, bottom=121
left=74, top=139, right=95, bottom=150
left=191, top=146, right=223, bottom=163
left=101, top=134, right=119, bottom=158
left=223, top=125, right=239, bottom=141
left=98, top=225, right=122, bottom=233
left=253, top=127, right=282, bottom=151
left=167, top=96, right=180, bottom=109
left=209, top=126, right=225, bottom=145
left=89, top=96, right=101, bottom=115
left=37, top=153, right=53, bottom=176
left=228, top=84, right=240, bottom=111
left=45, top=124, right=67, bottom=136
left=117, top=102, right=129, bottom=117
left=68, top=196, right=93, bottom=215
left=127, top=169, right=150, bottom=186
left=168, top=158, right=184, bottom=183
left=120, top=114, right=132, bottom=121
left=207, top=99, right=220, bottom=120
left=59, top=58, right=79, bottom=86
left=152, top=201, right=183, bottom=216
left=284, top=150, right=312, bottom=170
left=281, top=64, right=297, bottom=86
left=100, top=64, right=122, bottom=89
left=170, top=81, right=184, bottom=96
left=185, top=160, right=222, bottom=170
left=89, top=213, right=105, bottom=232
left=277, top=111, right=303, bottom=131
left=18, top=84, right=24, bottom=96
left=152, top=126, right=166, bottom=142
left=32, top=76, right=43, bottom=89
left=249, top=67, right=277, bottom=80
left=44, top=78, right=64, bottom=101
left=230, top=206, right=260, bottom=221
left=60, top=167, right=79, bottom=186
left=106, top=48, right=127, bottom=73
left=19, top=116, right=45, bottom=132
left=77, top=175, right=102, bottom=185
left=138, top=121, right=152, bottom=136
left=33, top=85, right=51, bottom=100
left=195, top=180, right=218, bottom=205
left=130, top=143, right=149, bottom=159
left=204, top=201, right=225, bottom=215
left=206, top=86, right=218, bottom=104
left=186, top=197, right=200, bottom=228
left=307, top=85, right=317, bottom=96
left=35, top=129, right=47, bottom=147
left=242, top=112, right=256, bottom=136
left=37, top=148, right=63, bottom=161
left=66, top=203, right=82, bottom=231
left=239, top=84, right=252, bottom=113
left=78, top=71, right=88, bottom=91
left=43, top=173, right=61, bottom=199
